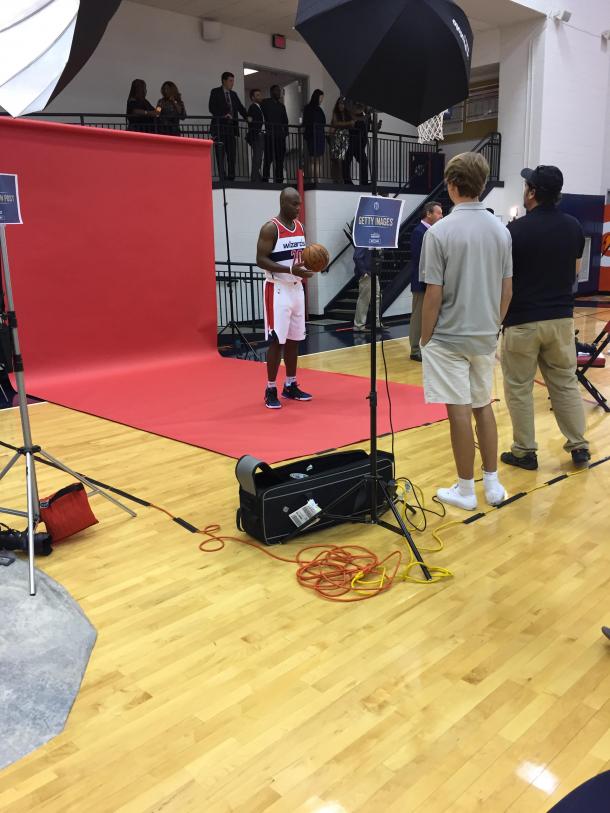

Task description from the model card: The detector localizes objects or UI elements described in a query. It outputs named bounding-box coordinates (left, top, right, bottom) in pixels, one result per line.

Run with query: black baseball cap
left=520, top=165, right=564, bottom=194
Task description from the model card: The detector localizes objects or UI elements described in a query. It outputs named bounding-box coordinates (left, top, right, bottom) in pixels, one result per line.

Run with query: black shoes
left=501, top=449, right=591, bottom=469
left=265, top=387, right=281, bottom=409
left=410, top=352, right=422, bottom=363
left=571, top=448, right=591, bottom=467
left=500, top=451, right=538, bottom=470
left=282, top=382, right=312, bottom=401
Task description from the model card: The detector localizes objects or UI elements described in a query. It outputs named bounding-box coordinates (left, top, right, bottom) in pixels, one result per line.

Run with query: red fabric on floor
left=2, top=118, right=445, bottom=463
left=29, top=355, right=446, bottom=462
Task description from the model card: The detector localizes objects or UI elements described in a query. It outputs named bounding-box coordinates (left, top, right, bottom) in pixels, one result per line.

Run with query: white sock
left=483, top=470, right=499, bottom=486
left=457, top=477, right=475, bottom=496
left=267, top=381, right=276, bottom=389
left=285, top=376, right=297, bottom=386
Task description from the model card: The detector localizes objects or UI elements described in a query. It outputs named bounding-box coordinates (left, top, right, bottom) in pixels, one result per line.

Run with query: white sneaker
left=485, top=482, right=507, bottom=506
left=436, top=484, right=478, bottom=511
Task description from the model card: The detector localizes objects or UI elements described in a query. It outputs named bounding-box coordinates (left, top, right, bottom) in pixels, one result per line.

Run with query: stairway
left=323, top=132, right=502, bottom=321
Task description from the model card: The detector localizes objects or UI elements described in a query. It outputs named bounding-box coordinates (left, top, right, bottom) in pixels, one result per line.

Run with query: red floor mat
left=2, top=119, right=445, bottom=464
left=30, top=355, right=446, bottom=462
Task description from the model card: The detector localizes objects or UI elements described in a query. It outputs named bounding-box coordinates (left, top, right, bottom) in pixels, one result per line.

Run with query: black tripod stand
left=0, top=224, right=136, bottom=595
left=215, top=140, right=258, bottom=361
left=286, top=112, right=431, bottom=580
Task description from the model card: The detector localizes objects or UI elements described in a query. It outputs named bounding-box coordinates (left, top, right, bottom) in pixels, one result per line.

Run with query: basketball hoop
left=417, top=111, right=446, bottom=143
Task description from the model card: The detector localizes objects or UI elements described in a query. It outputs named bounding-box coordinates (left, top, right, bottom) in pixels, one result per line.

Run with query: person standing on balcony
left=409, top=201, right=444, bottom=361
left=345, top=103, right=369, bottom=185
left=261, top=85, right=289, bottom=184
left=209, top=71, right=249, bottom=181
left=419, top=152, right=513, bottom=511
left=126, top=79, right=158, bottom=133
left=256, top=188, right=314, bottom=409
left=303, top=89, right=326, bottom=183
left=156, top=81, right=186, bottom=137
left=329, top=97, right=353, bottom=184
left=247, top=89, right=265, bottom=183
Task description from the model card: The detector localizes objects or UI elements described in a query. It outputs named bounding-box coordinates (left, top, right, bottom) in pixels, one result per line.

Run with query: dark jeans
left=345, top=145, right=369, bottom=185
left=212, top=123, right=237, bottom=180
left=263, top=135, right=286, bottom=183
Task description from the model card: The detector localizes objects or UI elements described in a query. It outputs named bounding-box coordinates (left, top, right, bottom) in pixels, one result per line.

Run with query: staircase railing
left=322, top=131, right=503, bottom=320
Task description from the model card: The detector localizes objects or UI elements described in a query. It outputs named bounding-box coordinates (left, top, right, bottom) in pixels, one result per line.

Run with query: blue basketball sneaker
left=265, top=386, right=282, bottom=409
left=281, top=382, right=312, bottom=401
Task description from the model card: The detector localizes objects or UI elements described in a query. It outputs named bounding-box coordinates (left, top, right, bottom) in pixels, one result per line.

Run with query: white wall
left=304, top=190, right=427, bottom=315
left=538, top=21, right=609, bottom=195
left=497, top=19, right=547, bottom=221
left=45, top=1, right=339, bottom=123
left=472, top=28, right=501, bottom=67
left=495, top=4, right=610, bottom=218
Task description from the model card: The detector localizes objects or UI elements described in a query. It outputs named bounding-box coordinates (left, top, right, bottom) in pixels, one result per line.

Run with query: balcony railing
left=3, top=112, right=441, bottom=189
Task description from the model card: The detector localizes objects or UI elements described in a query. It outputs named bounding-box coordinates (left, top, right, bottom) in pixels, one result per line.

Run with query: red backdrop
left=0, top=118, right=446, bottom=463
left=1, top=117, right=216, bottom=389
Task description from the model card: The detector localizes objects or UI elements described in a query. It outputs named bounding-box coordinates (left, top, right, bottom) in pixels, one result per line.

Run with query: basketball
left=302, top=243, right=330, bottom=273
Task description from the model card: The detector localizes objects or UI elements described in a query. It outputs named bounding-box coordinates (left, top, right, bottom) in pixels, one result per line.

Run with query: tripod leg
left=377, top=479, right=432, bottom=581
left=25, top=450, right=37, bottom=595
left=0, top=451, right=22, bottom=481
left=38, top=450, right=137, bottom=518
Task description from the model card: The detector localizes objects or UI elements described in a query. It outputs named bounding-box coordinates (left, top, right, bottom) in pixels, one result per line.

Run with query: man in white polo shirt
left=419, top=152, right=513, bottom=510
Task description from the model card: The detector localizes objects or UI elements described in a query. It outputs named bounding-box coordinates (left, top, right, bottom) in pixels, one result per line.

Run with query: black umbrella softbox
left=295, top=0, right=473, bottom=125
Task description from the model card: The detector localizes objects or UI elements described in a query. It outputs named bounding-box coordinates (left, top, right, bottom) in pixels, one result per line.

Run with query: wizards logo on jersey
left=265, top=218, right=306, bottom=282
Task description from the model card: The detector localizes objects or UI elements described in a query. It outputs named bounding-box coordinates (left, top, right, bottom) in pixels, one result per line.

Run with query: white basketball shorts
left=264, top=280, right=306, bottom=344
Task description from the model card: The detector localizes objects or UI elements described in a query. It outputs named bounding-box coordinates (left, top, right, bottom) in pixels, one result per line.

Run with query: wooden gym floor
left=0, top=306, right=609, bottom=813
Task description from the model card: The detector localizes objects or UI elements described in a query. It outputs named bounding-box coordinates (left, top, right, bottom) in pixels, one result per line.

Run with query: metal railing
left=215, top=262, right=264, bottom=333
left=4, top=112, right=441, bottom=188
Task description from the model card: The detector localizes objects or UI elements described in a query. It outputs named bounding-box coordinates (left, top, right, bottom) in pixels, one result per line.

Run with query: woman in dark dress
left=156, top=81, right=187, bottom=136
left=125, top=79, right=158, bottom=133
left=303, top=89, right=326, bottom=182
left=329, top=97, right=354, bottom=183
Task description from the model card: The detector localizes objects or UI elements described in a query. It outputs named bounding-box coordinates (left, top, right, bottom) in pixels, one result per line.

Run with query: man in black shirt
left=247, top=89, right=265, bottom=182
left=209, top=71, right=249, bottom=181
left=501, top=165, right=590, bottom=469
left=261, top=85, right=289, bottom=184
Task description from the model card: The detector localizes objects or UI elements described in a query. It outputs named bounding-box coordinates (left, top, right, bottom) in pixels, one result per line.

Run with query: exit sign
left=272, top=33, right=286, bottom=49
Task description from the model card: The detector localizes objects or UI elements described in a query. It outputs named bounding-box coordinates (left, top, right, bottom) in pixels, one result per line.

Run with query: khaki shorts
left=421, top=339, right=496, bottom=408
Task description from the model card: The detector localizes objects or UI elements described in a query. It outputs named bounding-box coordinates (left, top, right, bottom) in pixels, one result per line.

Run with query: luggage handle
left=235, top=455, right=278, bottom=496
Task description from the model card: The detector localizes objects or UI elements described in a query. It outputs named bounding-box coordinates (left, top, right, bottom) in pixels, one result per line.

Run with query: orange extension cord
left=149, top=504, right=404, bottom=602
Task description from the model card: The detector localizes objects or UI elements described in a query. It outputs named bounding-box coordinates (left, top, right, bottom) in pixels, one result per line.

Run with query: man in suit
left=261, top=85, right=289, bottom=184
left=409, top=201, right=443, bottom=361
left=208, top=71, right=249, bottom=181
left=247, top=89, right=265, bottom=182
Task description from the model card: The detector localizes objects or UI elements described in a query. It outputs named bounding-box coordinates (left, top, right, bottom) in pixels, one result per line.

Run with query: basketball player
left=256, top=188, right=313, bottom=409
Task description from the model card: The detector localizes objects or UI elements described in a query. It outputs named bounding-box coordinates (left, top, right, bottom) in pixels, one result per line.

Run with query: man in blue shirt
left=409, top=201, right=443, bottom=360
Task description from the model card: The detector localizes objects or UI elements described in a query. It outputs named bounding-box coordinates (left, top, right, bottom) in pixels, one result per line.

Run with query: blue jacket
left=353, top=247, right=372, bottom=279
left=410, top=221, right=428, bottom=293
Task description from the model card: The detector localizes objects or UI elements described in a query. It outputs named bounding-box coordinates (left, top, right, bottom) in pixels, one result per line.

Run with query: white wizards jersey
left=264, top=218, right=306, bottom=283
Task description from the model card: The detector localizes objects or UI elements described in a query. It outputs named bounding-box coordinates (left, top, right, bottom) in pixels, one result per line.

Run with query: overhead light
left=602, top=30, right=610, bottom=41
left=244, top=68, right=258, bottom=76
left=551, top=9, right=572, bottom=22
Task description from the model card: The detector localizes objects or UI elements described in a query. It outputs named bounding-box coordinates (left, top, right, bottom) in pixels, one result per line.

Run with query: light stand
left=282, top=113, right=431, bottom=580
left=215, top=140, right=259, bottom=361
left=0, top=225, right=137, bottom=595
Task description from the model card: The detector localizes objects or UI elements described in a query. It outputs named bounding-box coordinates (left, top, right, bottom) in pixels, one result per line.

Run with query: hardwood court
left=0, top=306, right=609, bottom=813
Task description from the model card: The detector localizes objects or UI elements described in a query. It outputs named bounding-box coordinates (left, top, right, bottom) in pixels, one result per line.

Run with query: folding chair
left=576, top=320, right=610, bottom=412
